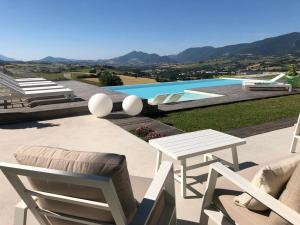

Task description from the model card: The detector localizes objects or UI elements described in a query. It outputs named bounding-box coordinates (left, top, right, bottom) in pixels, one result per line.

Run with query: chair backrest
left=0, top=71, right=19, bottom=85
left=149, top=94, right=170, bottom=105
left=269, top=73, right=286, bottom=83
left=0, top=76, right=24, bottom=95
left=164, top=93, right=184, bottom=103
left=0, top=162, right=128, bottom=225
left=0, top=146, right=137, bottom=225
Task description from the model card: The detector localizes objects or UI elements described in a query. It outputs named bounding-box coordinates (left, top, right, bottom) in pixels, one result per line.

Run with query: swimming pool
left=108, top=78, right=243, bottom=102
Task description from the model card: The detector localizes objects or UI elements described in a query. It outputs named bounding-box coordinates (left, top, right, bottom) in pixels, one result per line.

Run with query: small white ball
left=122, top=95, right=143, bottom=116
left=88, top=93, right=113, bottom=117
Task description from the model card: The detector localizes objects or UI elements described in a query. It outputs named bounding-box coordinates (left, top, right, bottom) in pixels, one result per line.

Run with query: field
left=156, top=95, right=300, bottom=132
left=82, top=75, right=156, bottom=86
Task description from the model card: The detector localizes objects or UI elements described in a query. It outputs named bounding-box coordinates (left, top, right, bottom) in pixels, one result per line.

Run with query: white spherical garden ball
left=122, top=95, right=143, bottom=116
left=88, top=93, right=113, bottom=117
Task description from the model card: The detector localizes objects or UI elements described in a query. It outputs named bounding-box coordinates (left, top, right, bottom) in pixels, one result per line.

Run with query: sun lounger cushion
left=234, top=154, right=300, bottom=211
left=268, top=161, right=300, bottom=225
left=14, top=145, right=138, bottom=225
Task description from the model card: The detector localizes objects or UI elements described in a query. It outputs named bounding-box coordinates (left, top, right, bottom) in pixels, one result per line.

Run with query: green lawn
left=156, top=95, right=300, bottom=132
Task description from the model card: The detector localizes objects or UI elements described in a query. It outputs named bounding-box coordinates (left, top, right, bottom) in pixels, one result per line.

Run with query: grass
left=35, top=72, right=66, bottom=81
left=81, top=75, right=156, bottom=86
left=156, top=95, right=300, bottom=132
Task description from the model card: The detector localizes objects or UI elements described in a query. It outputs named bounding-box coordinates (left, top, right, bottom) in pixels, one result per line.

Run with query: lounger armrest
left=130, top=161, right=176, bottom=225
left=202, top=163, right=300, bottom=225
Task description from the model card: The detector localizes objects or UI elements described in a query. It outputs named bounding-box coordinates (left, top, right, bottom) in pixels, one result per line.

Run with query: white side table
left=149, top=129, right=246, bottom=198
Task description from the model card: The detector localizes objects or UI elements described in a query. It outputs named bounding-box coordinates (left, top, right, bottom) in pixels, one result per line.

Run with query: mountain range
left=1, top=32, right=300, bottom=66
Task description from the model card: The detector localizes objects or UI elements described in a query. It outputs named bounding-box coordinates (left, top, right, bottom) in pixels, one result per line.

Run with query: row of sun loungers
left=0, top=72, right=74, bottom=108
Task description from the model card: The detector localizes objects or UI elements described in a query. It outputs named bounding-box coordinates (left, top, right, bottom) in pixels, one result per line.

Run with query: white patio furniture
left=0, top=72, right=56, bottom=87
left=199, top=161, right=300, bottom=225
left=0, top=78, right=74, bottom=108
left=0, top=147, right=177, bottom=225
left=242, top=82, right=292, bottom=92
left=148, top=94, right=170, bottom=105
left=242, top=73, right=292, bottom=92
left=164, top=93, right=184, bottom=104
left=149, top=129, right=246, bottom=198
left=290, top=114, right=300, bottom=153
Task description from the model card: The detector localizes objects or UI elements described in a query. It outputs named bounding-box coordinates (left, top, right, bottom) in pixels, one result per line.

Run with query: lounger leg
left=231, top=146, right=239, bottom=171
left=4, top=100, right=7, bottom=109
left=181, top=159, right=187, bottom=198
left=14, top=201, right=28, bottom=225
left=290, top=137, right=298, bottom=153
left=155, top=151, right=162, bottom=173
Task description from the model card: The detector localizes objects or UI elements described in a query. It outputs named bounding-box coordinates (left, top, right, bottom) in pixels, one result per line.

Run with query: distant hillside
left=0, top=54, right=16, bottom=61
left=36, top=56, right=96, bottom=64
left=174, top=32, right=300, bottom=63
left=105, top=51, right=176, bottom=66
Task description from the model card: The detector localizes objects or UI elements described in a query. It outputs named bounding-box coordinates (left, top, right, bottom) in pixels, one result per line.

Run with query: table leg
left=155, top=151, right=162, bottom=173
left=181, top=159, right=187, bottom=198
left=231, top=146, right=239, bottom=171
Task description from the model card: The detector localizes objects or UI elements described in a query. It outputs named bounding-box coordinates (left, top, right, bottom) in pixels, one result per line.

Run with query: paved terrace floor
left=0, top=115, right=299, bottom=225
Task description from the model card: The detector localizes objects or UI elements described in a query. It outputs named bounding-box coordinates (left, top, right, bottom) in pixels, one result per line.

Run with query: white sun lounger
left=242, top=82, right=292, bottom=92
left=148, top=94, right=170, bottom=105
left=164, top=93, right=184, bottom=104
left=243, top=73, right=286, bottom=85
left=0, top=72, right=56, bottom=87
left=0, top=78, right=74, bottom=108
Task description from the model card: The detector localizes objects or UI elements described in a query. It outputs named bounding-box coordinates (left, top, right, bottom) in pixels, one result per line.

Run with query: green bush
left=89, top=68, right=97, bottom=74
left=98, top=71, right=123, bottom=86
left=287, top=64, right=298, bottom=77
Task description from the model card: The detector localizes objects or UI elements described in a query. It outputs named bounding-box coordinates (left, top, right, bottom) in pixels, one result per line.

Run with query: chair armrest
left=202, top=162, right=300, bottom=225
left=129, top=161, right=175, bottom=225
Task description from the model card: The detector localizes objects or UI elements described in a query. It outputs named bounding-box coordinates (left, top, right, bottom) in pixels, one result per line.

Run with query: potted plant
left=286, top=64, right=300, bottom=88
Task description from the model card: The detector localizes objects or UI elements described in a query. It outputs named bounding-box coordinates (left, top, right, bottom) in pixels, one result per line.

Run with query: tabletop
left=149, top=129, right=246, bottom=160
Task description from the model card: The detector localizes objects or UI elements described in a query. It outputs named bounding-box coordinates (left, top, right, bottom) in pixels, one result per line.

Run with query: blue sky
left=0, top=0, right=300, bottom=61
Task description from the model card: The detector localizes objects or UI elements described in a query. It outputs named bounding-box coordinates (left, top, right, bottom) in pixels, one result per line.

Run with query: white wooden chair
left=199, top=162, right=300, bottom=225
left=0, top=161, right=176, bottom=225
left=290, top=114, right=300, bottom=153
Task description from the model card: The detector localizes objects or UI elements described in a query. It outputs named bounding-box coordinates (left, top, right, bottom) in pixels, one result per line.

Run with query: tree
left=89, top=68, right=97, bottom=74
left=98, top=71, right=123, bottom=86
left=287, top=64, right=298, bottom=76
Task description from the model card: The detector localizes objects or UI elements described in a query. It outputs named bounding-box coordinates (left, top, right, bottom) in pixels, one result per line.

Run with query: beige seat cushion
left=14, top=145, right=138, bottom=225
left=213, top=165, right=270, bottom=225
left=234, top=154, right=300, bottom=211
left=268, top=161, right=300, bottom=225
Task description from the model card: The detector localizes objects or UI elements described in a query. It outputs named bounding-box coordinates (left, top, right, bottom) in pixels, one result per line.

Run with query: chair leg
left=14, top=201, right=28, bottom=225
left=290, top=137, right=298, bottom=153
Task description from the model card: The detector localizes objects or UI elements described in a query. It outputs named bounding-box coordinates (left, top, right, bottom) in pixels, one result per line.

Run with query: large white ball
left=88, top=93, right=113, bottom=117
left=122, top=95, right=143, bottom=116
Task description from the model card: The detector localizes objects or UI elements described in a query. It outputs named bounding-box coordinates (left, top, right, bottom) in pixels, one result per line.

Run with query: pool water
left=108, top=78, right=242, bottom=102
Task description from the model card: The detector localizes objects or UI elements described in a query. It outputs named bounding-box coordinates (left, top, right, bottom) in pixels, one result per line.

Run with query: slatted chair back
left=0, top=162, right=127, bottom=225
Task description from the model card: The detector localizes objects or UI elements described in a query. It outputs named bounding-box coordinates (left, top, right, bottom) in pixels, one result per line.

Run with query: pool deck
left=0, top=80, right=299, bottom=124
left=159, top=84, right=300, bottom=112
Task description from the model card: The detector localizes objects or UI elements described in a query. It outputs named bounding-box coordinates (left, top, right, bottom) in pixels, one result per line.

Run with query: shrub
left=98, top=71, right=123, bottom=86
left=89, top=68, right=97, bottom=74
left=287, top=64, right=298, bottom=77
left=135, top=126, right=154, bottom=137
left=144, top=131, right=162, bottom=142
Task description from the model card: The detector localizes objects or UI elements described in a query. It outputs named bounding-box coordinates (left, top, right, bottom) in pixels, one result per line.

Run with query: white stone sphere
left=122, top=95, right=143, bottom=116
left=88, top=93, right=113, bottom=117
